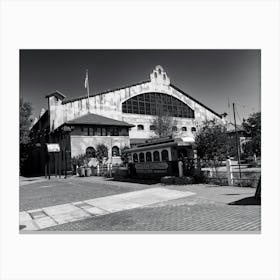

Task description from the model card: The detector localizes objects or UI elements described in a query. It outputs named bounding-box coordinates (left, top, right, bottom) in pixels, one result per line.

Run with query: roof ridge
left=62, top=79, right=150, bottom=104
left=170, top=84, right=221, bottom=118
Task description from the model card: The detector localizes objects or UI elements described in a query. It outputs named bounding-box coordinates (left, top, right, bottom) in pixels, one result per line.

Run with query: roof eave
left=170, top=84, right=222, bottom=119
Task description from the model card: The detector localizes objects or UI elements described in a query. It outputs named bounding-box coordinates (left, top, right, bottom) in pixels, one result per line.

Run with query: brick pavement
left=20, top=188, right=195, bottom=231
left=20, top=176, right=261, bottom=232
left=43, top=201, right=260, bottom=232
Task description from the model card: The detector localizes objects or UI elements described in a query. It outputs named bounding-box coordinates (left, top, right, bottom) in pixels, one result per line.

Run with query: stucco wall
left=70, top=135, right=130, bottom=158
left=48, top=66, right=222, bottom=141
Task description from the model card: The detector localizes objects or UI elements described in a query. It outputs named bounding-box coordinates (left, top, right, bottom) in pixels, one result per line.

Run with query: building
left=27, top=65, right=223, bottom=175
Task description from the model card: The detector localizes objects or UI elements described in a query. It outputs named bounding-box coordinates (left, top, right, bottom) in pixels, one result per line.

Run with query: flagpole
left=85, top=69, right=90, bottom=113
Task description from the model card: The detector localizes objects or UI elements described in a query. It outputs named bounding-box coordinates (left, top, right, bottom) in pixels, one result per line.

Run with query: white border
left=1, top=0, right=280, bottom=280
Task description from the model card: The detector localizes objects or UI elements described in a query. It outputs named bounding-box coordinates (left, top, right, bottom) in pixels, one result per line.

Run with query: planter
left=85, top=167, right=91, bottom=177
left=79, top=167, right=85, bottom=177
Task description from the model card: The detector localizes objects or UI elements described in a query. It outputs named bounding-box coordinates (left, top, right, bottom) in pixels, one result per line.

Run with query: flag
left=84, top=70, right=88, bottom=89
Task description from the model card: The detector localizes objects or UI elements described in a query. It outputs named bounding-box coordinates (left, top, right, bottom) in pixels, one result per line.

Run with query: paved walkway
left=20, top=187, right=195, bottom=231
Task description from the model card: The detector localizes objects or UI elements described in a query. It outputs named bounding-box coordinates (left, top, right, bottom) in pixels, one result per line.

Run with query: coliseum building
left=29, top=65, right=223, bottom=175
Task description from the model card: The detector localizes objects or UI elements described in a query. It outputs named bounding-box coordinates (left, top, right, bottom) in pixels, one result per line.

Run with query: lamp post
left=62, top=125, right=71, bottom=179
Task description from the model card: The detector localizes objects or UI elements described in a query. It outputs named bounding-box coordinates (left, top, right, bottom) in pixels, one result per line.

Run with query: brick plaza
left=19, top=176, right=261, bottom=232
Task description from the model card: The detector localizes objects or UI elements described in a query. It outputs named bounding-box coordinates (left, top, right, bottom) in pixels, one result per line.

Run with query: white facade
left=47, top=65, right=223, bottom=143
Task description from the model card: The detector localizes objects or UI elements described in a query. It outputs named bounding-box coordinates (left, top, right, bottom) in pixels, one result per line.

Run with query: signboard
left=46, top=143, right=60, bottom=153
left=145, top=136, right=172, bottom=144
left=135, top=162, right=168, bottom=170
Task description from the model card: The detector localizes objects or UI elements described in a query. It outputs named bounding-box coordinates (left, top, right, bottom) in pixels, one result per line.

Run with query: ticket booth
left=127, top=136, right=194, bottom=178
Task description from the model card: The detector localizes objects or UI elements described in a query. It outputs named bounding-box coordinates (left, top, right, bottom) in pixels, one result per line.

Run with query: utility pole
left=233, top=103, right=242, bottom=180
left=85, top=69, right=90, bottom=113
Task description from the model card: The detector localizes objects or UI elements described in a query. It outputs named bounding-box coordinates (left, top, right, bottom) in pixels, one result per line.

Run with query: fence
left=199, top=159, right=261, bottom=187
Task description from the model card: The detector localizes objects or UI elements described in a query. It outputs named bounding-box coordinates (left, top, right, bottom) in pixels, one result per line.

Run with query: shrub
left=96, top=144, right=108, bottom=164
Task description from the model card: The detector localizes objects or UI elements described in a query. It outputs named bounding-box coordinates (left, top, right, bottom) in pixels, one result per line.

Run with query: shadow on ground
left=228, top=196, right=261, bottom=206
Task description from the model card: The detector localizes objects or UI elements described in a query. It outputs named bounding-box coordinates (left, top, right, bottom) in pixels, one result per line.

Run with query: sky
left=20, top=50, right=260, bottom=124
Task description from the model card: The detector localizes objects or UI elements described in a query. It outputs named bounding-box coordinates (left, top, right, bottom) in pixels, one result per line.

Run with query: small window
left=146, top=152, right=152, bottom=162
left=154, top=72, right=157, bottom=78
left=182, top=127, right=187, bottom=131
left=153, top=151, right=160, bottom=162
left=133, top=153, right=138, bottom=163
left=191, top=127, right=196, bottom=132
left=150, top=125, right=156, bottom=131
left=96, top=127, right=101, bottom=136
left=161, top=150, right=169, bottom=161
left=172, top=126, right=177, bottom=132
left=139, top=152, right=145, bottom=162
left=137, top=124, right=144, bottom=130
left=163, top=74, right=166, bottom=80
left=158, top=68, right=161, bottom=74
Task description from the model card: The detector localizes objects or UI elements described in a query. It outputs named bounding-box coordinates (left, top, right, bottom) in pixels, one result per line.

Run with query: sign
left=145, top=136, right=172, bottom=144
left=135, top=162, right=168, bottom=170
left=46, top=143, right=60, bottom=153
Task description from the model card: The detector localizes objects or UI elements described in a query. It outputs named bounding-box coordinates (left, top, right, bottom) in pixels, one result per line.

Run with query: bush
left=192, top=169, right=208, bottom=183
left=71, top=154, right=89, bottom=167
left=96, top=144, right=108, bottom=164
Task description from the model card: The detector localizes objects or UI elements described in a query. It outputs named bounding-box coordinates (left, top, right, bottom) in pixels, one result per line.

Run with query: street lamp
left=62, top=126, right=71, bottom=178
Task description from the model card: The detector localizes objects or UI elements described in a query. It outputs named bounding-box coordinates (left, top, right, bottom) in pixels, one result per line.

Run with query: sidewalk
left=20, top=187, right=195, bottom=231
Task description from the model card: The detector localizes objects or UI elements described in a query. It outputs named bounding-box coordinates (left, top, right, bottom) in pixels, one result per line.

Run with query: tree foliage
left=20, top=98, right=33, bottom=175
left=195, top=119, right=230, bottom=169
left=20, top=98, right=33, bottom=144
left=151, top=107, right=177, bottom=138
left=120, top=145, right=130, bottom=165
left=242, top=112, right=261, bottom=157
left=96, top=144, right=108, bottom=163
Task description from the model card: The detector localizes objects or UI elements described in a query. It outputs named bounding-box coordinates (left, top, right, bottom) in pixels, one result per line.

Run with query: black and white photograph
left=1, top=1, right=280, bottom=280
left=19, top=49, right=261, bottom=232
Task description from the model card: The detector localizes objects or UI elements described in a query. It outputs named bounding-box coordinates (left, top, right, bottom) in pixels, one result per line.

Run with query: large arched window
left=112, top=146, right=120, bottom=156
left=153, top=151, right=160, bottom=162
left=86, top=147, right=96, bottom=158
left=161, top=150, right=169, bottom=161
left=139, top=152, right=145, bottom=162
left=122, top=92, right=195, bottom=118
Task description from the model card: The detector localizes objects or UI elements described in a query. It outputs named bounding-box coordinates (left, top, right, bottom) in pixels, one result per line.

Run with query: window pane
left=153, top=151, right=160, bottom=162
left=96, top=127, right=101, bottom=136
left=161, top=150, right=169, bottom=161
left=139, top=152, right=145, bottom=162
left=146, top=152, right=152, bottom=162
left=121, top=92, right=194, bottom=118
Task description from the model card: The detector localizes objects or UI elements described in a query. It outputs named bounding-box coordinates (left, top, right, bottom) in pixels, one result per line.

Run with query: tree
left=150, top=107, right=177, bottom=138
left=120, top=145, right=130, bottom=165
left=96, top=144, right=108, bottom=164
left=20, top=98, right=33, bottom=174
left=242, top=112, right=261, bottom=157
left=20, top=98, right=33, bottom=144
left=195, top=119, right=230, bottom=175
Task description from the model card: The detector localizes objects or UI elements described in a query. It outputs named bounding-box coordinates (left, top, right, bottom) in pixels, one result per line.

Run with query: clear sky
left=20, top=49, right=260, bottom=124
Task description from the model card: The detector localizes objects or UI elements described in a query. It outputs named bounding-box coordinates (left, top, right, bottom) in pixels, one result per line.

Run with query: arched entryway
left=112, top=146, right=120, bottom=156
